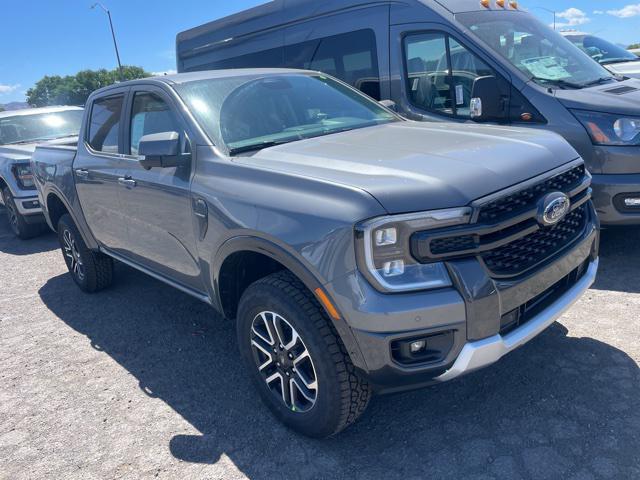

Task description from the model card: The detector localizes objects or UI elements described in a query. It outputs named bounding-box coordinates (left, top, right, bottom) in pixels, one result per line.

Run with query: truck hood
left=605, top=60, right=640, bottom=79
left=554, top=78, right=640, bottom=115
left=237, top=122, right=580, bottom=214
left=0, top=136, right=78, bottom=161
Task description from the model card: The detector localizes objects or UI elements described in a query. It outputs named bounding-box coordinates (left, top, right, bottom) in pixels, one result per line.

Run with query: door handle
left=75, top=169, right=89, bottom=178
left=118, top=177, right=137, bottom=188
left=193, top=198, right=208, bottom=219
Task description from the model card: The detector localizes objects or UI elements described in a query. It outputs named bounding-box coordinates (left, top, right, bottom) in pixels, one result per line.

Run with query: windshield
left=0, top=110, right=83, bottom=145
left=566, top=34, right=638, bottom=65
left=457, top=11, right=614, bottom=88
left=174, top=73, right=398, bottom=154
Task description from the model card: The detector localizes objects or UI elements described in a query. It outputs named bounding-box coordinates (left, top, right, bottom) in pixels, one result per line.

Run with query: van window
left=205, top=47, right=284, bottom=70
left=404, top=33, right=494, bottom=118
left=130, top=92, right=181, bottom=155
left=88, top=95, right=123, bottom=153
left=286, top=29, right=381, bottom=100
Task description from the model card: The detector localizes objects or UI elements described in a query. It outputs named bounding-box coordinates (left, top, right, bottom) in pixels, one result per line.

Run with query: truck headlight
left=355, top=208, right=471, bottom=293
left=571, top=110, right=640, bottom=146
left=12, top=164, right=36, bottom=189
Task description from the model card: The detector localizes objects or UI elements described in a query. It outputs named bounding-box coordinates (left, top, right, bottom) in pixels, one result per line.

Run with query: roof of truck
left=0, top=106, right=82, bottom=119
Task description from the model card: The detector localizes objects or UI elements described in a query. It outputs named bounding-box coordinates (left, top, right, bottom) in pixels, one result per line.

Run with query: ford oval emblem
left=538, top=192, right=571, bottom=226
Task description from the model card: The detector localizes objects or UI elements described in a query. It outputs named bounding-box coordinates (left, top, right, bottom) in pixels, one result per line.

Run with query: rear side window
left=286, top=29, right=381, bottom=100
left=130, top=92, right=180, bottom=155
left=88, top=95, right=123, bottom=153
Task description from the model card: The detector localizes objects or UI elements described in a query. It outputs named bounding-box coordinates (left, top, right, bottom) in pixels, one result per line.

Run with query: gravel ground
left=1, top=209, right=639, bottom=480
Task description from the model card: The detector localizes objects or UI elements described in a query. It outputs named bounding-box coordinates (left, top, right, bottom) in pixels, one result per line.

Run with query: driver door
left=117, top=85, right=204, bottom=293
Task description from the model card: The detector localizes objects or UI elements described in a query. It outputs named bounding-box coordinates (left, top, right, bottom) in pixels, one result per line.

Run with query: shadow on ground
left=0, top=207, right=57, bottom=256
left=39, top=261, right=640, bottom=479
left=592, top=226, right=640, bottom=293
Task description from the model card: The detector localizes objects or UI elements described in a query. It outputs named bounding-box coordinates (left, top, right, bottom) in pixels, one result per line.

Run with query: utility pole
left=91, top=2, right=124, bottom=81
left=531, top=6, right=557, bottom=30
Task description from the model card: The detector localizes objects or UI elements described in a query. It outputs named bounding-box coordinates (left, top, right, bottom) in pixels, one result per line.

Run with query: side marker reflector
left=315, top=288, right=341, bottom=321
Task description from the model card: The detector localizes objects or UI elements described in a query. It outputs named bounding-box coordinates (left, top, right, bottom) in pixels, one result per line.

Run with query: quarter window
left=88, top=95, right=123, bottom=153
left=405, top=33, right=495, bottom=118
left=130, top=92, right=180, bottom=155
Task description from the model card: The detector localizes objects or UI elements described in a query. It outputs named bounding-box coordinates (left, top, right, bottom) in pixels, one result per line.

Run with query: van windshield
left=457, top=12, right=615, bottom=89
left=174, top=73, right=398, bottom=155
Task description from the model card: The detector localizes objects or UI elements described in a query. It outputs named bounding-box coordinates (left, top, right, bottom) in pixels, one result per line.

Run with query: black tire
left=237, top=271, right=371, bottom=438
left=2, top=187, right=42, bottom=240
left=57, top=213, right=113, bottom=293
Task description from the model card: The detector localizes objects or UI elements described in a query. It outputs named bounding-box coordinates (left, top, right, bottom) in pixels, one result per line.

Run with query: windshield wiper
left=532, top=77, right=584, bottom=89
left=581, top=76, right=616, bottom=87
left=228, top=139, right=294, bottom=156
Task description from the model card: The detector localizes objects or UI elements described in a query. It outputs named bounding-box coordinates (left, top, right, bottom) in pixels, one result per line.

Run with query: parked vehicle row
left=561, top=32, right=640, bottom=79
left=31, top=69, right=599, bottom=437
left=176, top=0, right=640, bottom=226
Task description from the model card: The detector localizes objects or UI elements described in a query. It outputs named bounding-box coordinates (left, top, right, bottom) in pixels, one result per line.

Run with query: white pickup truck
left=0, top=106, right=82, bottom=238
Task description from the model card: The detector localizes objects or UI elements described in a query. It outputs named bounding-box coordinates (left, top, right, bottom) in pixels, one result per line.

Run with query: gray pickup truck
left=0, top=107, right=83, bottom=238
left=32, top=69, right=599, bottom=437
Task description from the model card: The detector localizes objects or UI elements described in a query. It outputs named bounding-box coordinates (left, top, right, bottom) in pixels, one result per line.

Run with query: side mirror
left=470, top=76, right=508, bottom=122
left=138, top=131, right=189, bottom=169
left=379, top=99, right=398, bottom=112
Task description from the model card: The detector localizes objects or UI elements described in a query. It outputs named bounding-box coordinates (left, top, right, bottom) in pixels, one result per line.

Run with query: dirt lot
left=1, top=208, right=639, bottom=480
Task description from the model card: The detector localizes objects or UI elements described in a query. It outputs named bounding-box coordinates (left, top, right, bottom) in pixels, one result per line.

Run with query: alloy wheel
left=250, top=311, right=318, bottom=413
left=63, top=229, right=85, bottom=282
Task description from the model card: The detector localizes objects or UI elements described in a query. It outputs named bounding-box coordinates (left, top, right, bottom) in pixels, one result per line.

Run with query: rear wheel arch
left=46, top=192, right=70, bottom=231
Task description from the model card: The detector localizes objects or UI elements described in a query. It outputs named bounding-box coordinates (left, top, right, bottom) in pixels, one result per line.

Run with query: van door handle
left=75, top=169, right=89, bottom=178
left=118, top=177, right=137, bottom=188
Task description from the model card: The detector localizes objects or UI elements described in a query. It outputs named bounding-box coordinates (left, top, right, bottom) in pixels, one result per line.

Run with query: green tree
left=629, top=43, right=640, bottom=50
left=26, top=66, right=151, bottom=107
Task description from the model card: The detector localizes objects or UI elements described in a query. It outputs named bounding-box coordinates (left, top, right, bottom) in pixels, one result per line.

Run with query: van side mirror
left=470, top=76, right=507, bottom=122
left=379, top=99, right=398, bottom=112
left=138, top=131, right=190, bottom=169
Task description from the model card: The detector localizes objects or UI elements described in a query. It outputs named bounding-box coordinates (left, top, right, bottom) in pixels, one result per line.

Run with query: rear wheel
left=237, top=271, right=371, bottom=438
left=57, top=213, right=113, bottom=293
left=2, top=187, right=42, bottom=239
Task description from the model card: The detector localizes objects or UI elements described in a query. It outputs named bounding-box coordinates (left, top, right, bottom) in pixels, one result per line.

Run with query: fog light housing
left=613, top=193, right=640, bottom=213
left=624, top=198, right=640, bottom=207
left=391, top=331, right=455, bottom=366
left=410, top=340, right=426, bottom=353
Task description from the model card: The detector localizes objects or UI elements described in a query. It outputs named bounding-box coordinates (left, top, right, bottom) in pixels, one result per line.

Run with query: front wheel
left=2, top=187, right=42, bottom=239
left=57, top=213, right=113, bottom=293
left=237, top=271, right=371, bottom=438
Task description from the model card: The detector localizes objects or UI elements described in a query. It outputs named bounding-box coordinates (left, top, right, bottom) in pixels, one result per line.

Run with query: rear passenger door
left=74, top=89, right=128, bottom=252
left=118, top=85, right=204, bottom=292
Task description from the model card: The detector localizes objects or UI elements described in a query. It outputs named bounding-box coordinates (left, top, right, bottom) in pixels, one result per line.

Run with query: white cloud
left=0, top=83, right=20, bottom=95
left=555, top=8, right=590, bottom=29
left=152, top=69, right=177, bottom=76
left=593, top=10, right=605, bottom=15
left=607, top=4, right=640, bottom=18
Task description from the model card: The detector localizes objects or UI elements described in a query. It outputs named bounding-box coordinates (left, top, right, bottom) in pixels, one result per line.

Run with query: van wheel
left=57, top=213, right=113, bottom=293
left=2, top=187, right=41, bottom=239
left=237, top=271, right=371, bottom=438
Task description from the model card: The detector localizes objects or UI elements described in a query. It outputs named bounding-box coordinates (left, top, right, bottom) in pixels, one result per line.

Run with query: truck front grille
left=478, top=164, right=585, bottom=224
left=411, top=162, right=592, bottom=279
left=481, top=206, right=587, bottom=277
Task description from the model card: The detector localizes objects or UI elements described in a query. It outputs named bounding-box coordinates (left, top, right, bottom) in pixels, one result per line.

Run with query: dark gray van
left=176, top=0, right=640, bottom=226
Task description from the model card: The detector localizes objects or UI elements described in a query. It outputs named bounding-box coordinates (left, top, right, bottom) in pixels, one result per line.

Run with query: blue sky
left=1, top=0, right=639, bottom=103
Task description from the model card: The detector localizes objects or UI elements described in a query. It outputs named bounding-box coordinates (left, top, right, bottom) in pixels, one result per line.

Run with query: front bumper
left=591, top=173, right=640, bottom=226
left=328, top=208, right=599, bottom=393
left=13, top=195, right=44, bottom=219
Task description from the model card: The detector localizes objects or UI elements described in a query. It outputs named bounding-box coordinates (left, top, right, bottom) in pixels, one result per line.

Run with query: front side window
left=405, top=33, right=495, bottom=118
left=88, top=95, right=123, bottom=153
left=0, top=110, right=83, bottom=146
left=457, top=12, right=613, bottom=88
left=130, top=92, right=181, bottom=155
left=175, top=73, right=397, bottom=155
